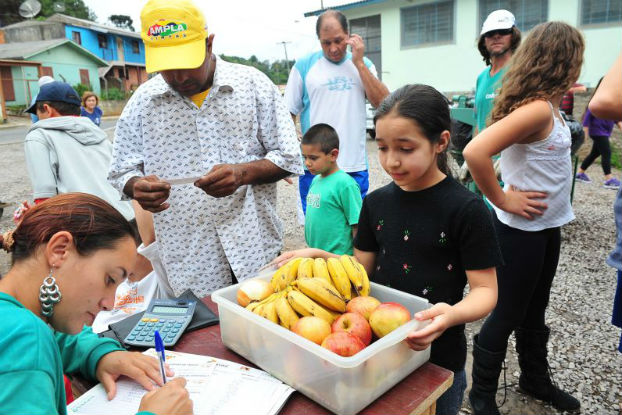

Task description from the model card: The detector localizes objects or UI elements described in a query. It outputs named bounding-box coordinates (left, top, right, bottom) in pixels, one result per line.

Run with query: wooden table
left=173, top=297, right=454, bottom=415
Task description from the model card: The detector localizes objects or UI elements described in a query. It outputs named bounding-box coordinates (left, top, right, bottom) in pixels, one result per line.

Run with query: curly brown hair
left=478, top=26, right=521, bottom=66
left=489, top=22, right=584, bottom=126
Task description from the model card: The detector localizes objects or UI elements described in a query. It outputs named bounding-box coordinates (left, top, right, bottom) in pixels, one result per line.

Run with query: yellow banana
left=287, top=258, right=303, bottom=280
left=327, top=257, right=352, bottom=301
left=296, top=277, right=346, bottom=312
left=297, top=258, right=314, bottom=279
left=287, top=290, right=335, bottom=324
left=275, top=297, right=299, bottom=329
left=357, top=262, right=370, bottom=296
left=270, top=258, right=302, bottom=292
left=340, top=255, right=363, bottom=294
left=312, top=258, right=332, bottom=284
left=246, top=290, right=283, bottom=312
left=259, top=301, right=279, bottom=324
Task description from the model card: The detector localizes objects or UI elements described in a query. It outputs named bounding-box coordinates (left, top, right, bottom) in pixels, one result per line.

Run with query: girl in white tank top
left=462, top=22, right=585, bottom=415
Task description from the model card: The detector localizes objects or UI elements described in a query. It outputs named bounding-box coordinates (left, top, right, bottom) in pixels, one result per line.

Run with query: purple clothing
left=583, top=108, right=615, bottom=137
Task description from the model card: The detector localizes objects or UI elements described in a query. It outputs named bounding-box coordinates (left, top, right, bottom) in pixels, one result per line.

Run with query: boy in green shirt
left=302, top=124, right=362, bottom=255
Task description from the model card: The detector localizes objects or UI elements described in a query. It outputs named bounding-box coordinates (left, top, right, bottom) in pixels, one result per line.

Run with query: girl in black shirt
left=276, top=84, right=501, bottom=415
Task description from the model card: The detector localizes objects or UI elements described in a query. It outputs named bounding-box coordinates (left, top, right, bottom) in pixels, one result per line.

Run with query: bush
left=73, top=83, right=92, bottom=99
left=6, top=105, right=27, bottom=116
left=100, top=87, right=126, bottom=101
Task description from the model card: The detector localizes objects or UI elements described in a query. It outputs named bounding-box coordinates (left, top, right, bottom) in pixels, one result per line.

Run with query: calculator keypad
left=125, top=315, right=189, bottom=347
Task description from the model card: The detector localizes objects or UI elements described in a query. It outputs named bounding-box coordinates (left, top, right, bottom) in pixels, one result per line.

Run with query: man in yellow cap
left=108, top=0, right=304, bottom=297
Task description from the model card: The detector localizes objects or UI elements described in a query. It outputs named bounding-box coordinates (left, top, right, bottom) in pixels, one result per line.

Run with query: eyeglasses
left=484, top=28, right=513, bottom=38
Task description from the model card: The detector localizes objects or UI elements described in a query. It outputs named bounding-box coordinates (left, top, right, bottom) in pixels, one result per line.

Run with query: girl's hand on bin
left=139, top=377, right=193, bottom=415
left=271, top=248, right=324, bottom=268
left=405, top=302, right=454, bottom=351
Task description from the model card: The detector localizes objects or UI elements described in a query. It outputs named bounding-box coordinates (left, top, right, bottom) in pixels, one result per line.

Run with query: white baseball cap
left=38, top=76, right=54, bottom=87
left=480, top=9, right=516, bottom=35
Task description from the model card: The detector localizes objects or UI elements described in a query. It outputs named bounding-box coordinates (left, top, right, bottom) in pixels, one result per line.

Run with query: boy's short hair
left=302, top=123, right=340, bottom=154
left=35, top=101, right=81, bottom=116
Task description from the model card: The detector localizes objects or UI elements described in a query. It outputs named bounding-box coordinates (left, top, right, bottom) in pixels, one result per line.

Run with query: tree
left=0, top=0, right=96, bottom=26
left=108, top=14, right=134, bottom=31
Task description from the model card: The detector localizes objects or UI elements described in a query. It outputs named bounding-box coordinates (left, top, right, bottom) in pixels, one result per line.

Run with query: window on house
left=40, top=66, right=53, bottom=77
left=401, top=1, right=454, bottom=47
left=72, top=31, right=82, bottom=45
left=0, top=66, right=15, bottom=101
left=79, top=69, right=90, bottom=87
left=478, top=0, right=548, bottom=32
left=350, top=15, right=382, bottom=79
left=132, top=40, right=140, bottom=54
left=98, top=34, right=108, bottom=48
left=581, top=0, right=622, bottom=25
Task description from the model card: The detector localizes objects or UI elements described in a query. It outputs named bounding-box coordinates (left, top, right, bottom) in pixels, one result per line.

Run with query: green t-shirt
left=305, top=170, right=363, bottom=255
left=0, top=292, right=123, bottom=415
left=475, top=66, right=506, bottom=133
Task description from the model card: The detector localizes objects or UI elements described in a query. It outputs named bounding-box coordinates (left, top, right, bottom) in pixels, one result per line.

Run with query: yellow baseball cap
left=141, top=0, right=209, bottom=73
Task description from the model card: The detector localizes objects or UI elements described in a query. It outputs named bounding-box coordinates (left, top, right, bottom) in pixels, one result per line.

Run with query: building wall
left=2, top=23, right=65, bottom=43
left=341, top=0, right=622, bottom=93
left=64, top=25, right=145, bottom=65
left=5, top=65, right=39, bottom=106
left=29, top=44, right=102, bottom=97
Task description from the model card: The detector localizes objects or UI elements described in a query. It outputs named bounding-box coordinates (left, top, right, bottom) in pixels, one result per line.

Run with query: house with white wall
left=305, top=0, right=622, bottom=93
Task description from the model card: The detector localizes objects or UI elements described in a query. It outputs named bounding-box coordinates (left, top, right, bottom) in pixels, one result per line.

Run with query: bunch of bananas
left=244, top=256, right=371, bottom=329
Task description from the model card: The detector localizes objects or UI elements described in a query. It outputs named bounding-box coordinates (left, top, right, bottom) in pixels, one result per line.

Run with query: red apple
left=369, top=302, right=411, bottom=338
left=292, top=316, right=331, bottom=345
left=321, top=332, right=366, bottom=356
left=331, top=312, right=372, bottom=346
left=346, top=296, right=381, bottom=321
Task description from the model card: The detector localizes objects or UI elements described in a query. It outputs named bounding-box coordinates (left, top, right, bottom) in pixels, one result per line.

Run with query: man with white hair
left=29, top=76, right=54, bottom=123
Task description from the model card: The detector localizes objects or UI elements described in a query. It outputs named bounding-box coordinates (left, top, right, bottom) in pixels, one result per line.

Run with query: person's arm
left=348, top=34, right=389, bottom=108
left=589, top=51, right=622, bottom=120
left=568, top=84, right=587, bottom=94
left=195, top=72, right=303, bottom=198
left=406, top=267, right=497, bottom=350
left=351, top=225, right=357, bottom=239
left=463, top=100, right=551, bottom=219
left=24, top=135, right=59, bottom=200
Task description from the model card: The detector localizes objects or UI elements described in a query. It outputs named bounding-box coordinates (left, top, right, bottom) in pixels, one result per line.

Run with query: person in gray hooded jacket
left=24, top=82, right=133, bottom=220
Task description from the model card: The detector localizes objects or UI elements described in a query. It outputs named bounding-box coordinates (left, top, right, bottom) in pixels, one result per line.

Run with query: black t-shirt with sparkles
left=354, top=176, right=503, bottom=371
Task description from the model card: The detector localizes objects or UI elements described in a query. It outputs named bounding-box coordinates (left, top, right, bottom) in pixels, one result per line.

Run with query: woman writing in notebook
left=0, top=193, right=192, bottom=415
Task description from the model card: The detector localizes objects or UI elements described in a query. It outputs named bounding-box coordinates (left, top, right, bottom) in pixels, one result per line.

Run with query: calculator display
left=151, top=305, right=188, bottom=314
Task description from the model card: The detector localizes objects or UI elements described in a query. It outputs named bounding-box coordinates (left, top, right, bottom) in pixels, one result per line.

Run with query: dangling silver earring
left=39, top=268, right=62, bottom=317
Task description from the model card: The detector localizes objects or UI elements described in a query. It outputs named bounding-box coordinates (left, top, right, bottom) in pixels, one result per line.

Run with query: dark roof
left=304, top=0, right=387, bottom=17
left=0, top=38, right=108, bottom=66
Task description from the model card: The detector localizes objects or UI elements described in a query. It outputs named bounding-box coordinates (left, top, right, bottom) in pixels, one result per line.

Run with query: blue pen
left=154, top=330, right=167, bottom=384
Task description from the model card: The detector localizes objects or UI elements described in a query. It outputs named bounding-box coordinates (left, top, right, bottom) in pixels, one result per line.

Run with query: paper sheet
left=68, top=350, right=294, bottom=415
left=163, top=176, right=202, bottom=185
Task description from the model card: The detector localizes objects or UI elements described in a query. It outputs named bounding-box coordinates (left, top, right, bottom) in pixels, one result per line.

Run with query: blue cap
left=25, top=81, right=81, bottom=114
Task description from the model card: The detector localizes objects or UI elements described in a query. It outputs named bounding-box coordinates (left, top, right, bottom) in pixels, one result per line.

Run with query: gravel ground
left=1, top=121, right=621, bottom=414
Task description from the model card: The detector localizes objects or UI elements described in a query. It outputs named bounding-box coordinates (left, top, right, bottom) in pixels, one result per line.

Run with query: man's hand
left=130, top=175, right=171, bottom=213
left=194, top=164, right=245, bottom=198
left=347, top=34, right=365, bottom=65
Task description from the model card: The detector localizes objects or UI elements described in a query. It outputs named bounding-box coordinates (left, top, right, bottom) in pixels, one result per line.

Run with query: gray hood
left=28, top=116, right=108, bottom=145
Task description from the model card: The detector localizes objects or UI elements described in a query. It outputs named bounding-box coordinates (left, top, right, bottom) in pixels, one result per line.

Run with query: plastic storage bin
left=212, top=278, right=431, bottom=415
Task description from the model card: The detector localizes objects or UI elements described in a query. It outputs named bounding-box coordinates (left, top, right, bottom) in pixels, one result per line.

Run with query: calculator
left=123, top=298, right=196, bottom=348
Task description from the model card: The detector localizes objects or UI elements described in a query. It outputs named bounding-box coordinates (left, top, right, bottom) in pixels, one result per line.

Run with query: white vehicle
left=366, top=102, right=375, bottom=139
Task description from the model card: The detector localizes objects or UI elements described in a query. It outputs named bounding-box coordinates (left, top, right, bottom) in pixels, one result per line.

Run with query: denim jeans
left=435, top=368, right=467, bottom=415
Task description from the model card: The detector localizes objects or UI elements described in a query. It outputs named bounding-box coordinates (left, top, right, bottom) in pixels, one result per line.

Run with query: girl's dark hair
left=374, top=84, right=452, bottom=176
left=477, top=26, right=522, bottom=66
left=1, top=193, right=137, bottom=265
left=316, top=10, right=348, bottom=37
left=582, top=77, right=603, bottom=122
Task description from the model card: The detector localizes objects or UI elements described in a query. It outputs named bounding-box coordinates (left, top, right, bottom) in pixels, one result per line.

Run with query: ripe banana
left=270, top=258, right=302, bottom=292
left=287, top=290, right=335, bottom=324
left=259, top=301, right=279, bottom=324
left=296, top=277, right=346, bottom=312
left=357, top=262, right=370, bottom=296
left=297, top=258, right=314, bottom=279
left=340, top=255, right=363, bottom=294
left=275, top=297, right=299, bottom=329
left=327, top=257, right=352, bottom=301
left=312, top=258, right=332, bottom=284
left=246, top=289, right=285, bottom=312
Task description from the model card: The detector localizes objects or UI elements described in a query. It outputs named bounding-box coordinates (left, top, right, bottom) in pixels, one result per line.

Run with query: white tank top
left=493, top=102, right=575, bottom=231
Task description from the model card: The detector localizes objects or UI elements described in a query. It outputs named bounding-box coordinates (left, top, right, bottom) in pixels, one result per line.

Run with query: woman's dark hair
left=316, top=10, right=348, bottom=37
left=1, top=193, right=137, bottom=265
left=374, top=84, right=452, bottom=176
left=477, top=26, right=522, bottom=66
left=583, top=77, right=604, bottom=123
